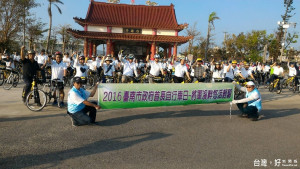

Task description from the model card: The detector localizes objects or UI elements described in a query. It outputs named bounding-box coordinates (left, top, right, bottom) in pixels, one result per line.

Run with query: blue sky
left=32, top=0, right=300, bottom=51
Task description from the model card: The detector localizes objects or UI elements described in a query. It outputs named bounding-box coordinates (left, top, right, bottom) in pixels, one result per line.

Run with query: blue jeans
left=237, top=103, right=259, bottom=117
left=69, top=102, right=97, bottom=125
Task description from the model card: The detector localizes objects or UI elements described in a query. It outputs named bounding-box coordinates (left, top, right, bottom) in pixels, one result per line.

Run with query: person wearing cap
left=239, top=62, right=255, bottom=80
left=20, top=46, right=40, bottom=102
left=73, top=53, right=89, bottom=84
left=267, top=62, right=284, bottom=93
left=67, top=77, right=100, bottom=126
left=0, top=52, right=15, bottom=69
left=212, top=62, right=224, bottom=82
left=86, top=55, right=98, bottom=78
left=34, top=49, right=48, bottom=83
left=191, top=58, right=206, bottom=82
left=63, top=52, right=74, bottom=76
left=231, top=81, right=262, bottom=121
left=48, top=52, right=67, bottom=107
left=146, top=54, right=164, bottom=83
left=224, top=60, right=239, bottom=82
left=171, top=55, right=191, bottom=83
left=100, top=55, right=115, bottom=83
left=118, top=51, right=138, bottom=83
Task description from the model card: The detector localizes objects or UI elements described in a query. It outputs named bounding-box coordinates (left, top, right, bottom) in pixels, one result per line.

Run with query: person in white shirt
left=212, top=62, right=224, bottom=82
left=267, top=62, right=284, bottom=93
left=146, top=54, right=164, bottom=83
left=171, top=55, right=191, bottom=83
left=35, top=49, right=48, bottom=83
left=86, top=55, right=98, bottom=81
left=225, top=60, right=240, bottom=82
left=1, top=53, right=15, bottom=69
left=239, top=63, right=255, bottom=80
left=48, top=52, right=67, bottom=107
left=63, top=52, right=74, bottom=77
left=100, top=56, right=115, bottom=83
left=118, top=51, right=138, bottom=83
left=287, top=61, right=297, bottom=77
left=73, top=54, right=89, bottom=84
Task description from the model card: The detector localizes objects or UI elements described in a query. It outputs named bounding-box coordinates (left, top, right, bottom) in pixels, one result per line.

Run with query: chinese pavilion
left=67, top=0, right=192, bottom=60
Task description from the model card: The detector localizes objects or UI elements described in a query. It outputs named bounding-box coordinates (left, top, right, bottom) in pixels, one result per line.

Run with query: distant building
left=67, top=0, right=192, bottom=60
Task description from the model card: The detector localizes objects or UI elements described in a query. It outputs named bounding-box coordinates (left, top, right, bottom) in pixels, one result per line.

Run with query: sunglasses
left=79, top=59, right=85, bottom=60
left=246, top=86, right=252, bottom=88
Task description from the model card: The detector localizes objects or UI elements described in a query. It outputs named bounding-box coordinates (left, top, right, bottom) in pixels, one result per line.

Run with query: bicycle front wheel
left=3, top=75, right=14, bottom=90
left=12, top=73, right=19, bottom=87
left=26, top=89, right=47, bottom=111
left=0, top=72, right=4, bottom=86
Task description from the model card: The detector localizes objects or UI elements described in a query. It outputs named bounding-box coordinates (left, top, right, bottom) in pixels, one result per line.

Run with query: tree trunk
left=205, top=23, right=210, bottom=61
left=46, top=3, right=52, bottom=54
left=23, top=14, right=26, bottom=47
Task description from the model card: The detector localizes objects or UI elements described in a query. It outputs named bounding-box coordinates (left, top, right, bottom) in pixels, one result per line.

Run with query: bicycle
left=3, top=67, right=19, bottom=90
left=293, top=76, right=300, bottom=94
left=281, top=76, right=295, bottom=90
left=0, top=61, right=6, bottom=86
left=43, top=79, right=63, bottom=108
left=268, top=78, right=282, bottom=94
left=25, top=75, right=47, bottom=111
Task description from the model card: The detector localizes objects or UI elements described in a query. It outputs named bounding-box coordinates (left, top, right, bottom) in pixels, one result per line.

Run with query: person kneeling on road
left=231, top=81, right=262, bottom=121
left=67, top=77, right=101, bottom=126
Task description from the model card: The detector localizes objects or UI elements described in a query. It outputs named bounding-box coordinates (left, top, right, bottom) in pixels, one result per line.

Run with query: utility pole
left=277, top=21, right=297, bottom=62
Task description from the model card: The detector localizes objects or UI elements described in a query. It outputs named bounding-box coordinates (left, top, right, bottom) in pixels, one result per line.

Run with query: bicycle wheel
left=0, top=72, right=4, bottom=86
left=12, top=73, right=19, bottom=87
left=268, top=83, right=274, bottom=92
left=281, top=79, right=287, bottom=89
left=26, top=89, right=47, bottom=111
left=88, top=76, right=95, bottom=87
left=3, top=75, right=14, bottom=90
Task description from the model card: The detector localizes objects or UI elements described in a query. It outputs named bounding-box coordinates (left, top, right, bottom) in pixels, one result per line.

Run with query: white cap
left=246, top=81, right=255, bottom=86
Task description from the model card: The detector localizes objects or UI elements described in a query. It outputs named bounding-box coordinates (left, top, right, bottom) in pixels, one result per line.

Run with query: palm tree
left=204, top=12, right=220, bottom=61
left=46, top=0, right=63, bottom=54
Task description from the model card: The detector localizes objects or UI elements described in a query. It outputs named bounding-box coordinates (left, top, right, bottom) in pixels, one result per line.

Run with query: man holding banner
left=231, top=81, right=262, bottom=121
left=68, top=77, right=101, bottom=126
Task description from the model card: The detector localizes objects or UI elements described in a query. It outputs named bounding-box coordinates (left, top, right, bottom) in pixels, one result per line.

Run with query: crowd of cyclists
left=0, top=47, right=300, bottom=107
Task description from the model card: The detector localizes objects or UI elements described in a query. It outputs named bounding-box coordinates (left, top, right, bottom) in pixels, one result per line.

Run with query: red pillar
left=89, top=41, right=93, bottom=58
left=106, top=39, right=111, bottom=56
left=93, top=43, right=97, bottom=56
left=84, top=38, right=88, bottom=57
left=173, top=43, right=177, bottom=60
left=168, top=46, right=172, bottom=58
left=150, top=42, right=156, bottom=60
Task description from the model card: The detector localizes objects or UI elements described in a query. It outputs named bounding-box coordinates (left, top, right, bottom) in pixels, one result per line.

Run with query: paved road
left=0, top=83, right=299, bottom=169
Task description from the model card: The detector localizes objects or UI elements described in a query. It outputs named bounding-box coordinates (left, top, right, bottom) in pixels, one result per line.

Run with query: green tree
left=57, top=24, right=71, bottom=53
left=46, top=0, right=63, bottom=54
left=205, top=12, right=220, bottom=61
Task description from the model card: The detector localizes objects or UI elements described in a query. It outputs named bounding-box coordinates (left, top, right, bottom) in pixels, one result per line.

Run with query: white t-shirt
left=122, top=59, right=137, bottom=77
left=63, top=56, right=72, bottom=67
left=288, top=65, right=297, bottom=76
left=240, top=67, right=252, bottom=78
left=35, top=54, right=48, bottom=65
left=51, top=60, right=67, bottom=81
left=212, top=69, right=224, bottom=78
left=86, top=60, right=98, bottom=71
left=174, top=62, right=188, bottom=78
left=263, top=65, right=270, bottom=73
left=273, top=66, right=283, bottom=76
left=256, top=65, right=262, bottom=72
left=225, top=66, right=239, bottom=79
left=13, top=55, right=20, bottom=62
left=74, top=59, right=89, bottom=77
left=149, top=61, right=162, bottom=76
left=102, top=63, right=115, bottom=76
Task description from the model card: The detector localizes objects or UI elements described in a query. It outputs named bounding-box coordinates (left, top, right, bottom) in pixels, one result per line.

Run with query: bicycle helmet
left=55, top=52, right=62, bottom=56
left=128, top=54, right=134, bottom=59
left=154, top=54, right=160, bottom=59
left=232, top=60, right=237, bottom=64
left=196, top=58, right=203, bottom=62
left=79, top=55, right=85, bottom=60
left=215, top=62, right=220, bottom=65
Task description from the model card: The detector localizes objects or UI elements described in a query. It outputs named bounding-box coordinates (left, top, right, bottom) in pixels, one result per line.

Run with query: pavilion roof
left=67, top=29, right=192, bottom=44
left=74, top=1, right=188, bottom=31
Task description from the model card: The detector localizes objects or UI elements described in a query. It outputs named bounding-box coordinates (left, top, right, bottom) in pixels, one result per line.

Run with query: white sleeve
left=70, top=91, right=85, bottom=105
left=236, top=92, right=259, bottom=103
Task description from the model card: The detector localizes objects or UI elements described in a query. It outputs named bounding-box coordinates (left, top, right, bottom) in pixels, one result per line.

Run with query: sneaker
left=52, top=100, right=57, bottom=106
left=238, top=113, right=248, bottom=118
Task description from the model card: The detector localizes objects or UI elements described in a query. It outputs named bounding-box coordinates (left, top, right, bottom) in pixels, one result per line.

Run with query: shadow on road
left=0, top=132, right=171, bottom=168
left=100, top=108, right=300, bottom=126
left=0, top=113, right=67, bottom=123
